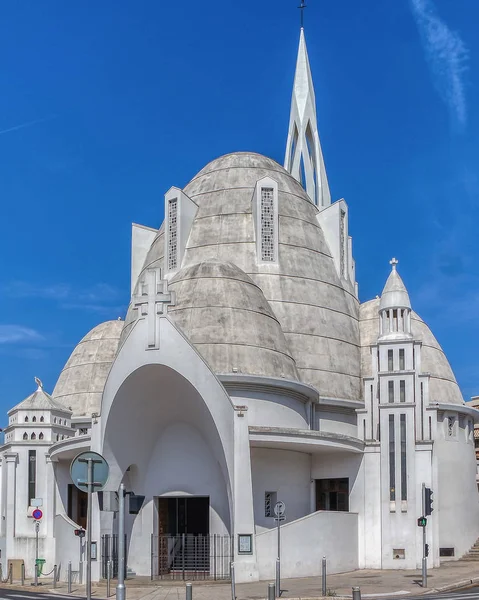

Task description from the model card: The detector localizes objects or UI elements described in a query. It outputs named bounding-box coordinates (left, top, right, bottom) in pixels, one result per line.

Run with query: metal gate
left=101, top=534, right=127, bottom=579
left=150, top=534, right=232, bottom=580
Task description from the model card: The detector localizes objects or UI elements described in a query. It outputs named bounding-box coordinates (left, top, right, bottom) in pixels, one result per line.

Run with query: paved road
left=0, top=586, right=479, bottom=600
left=0, top=591, right=85, bottom=600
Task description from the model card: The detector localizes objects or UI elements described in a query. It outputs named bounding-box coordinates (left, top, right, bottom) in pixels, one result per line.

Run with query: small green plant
left=326, top=589, right=337, bottom=597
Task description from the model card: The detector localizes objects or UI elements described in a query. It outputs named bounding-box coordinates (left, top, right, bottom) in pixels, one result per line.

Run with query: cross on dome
left=34, top=377, right=43, bottom=390
left=389, top=258, right=398, bottom=270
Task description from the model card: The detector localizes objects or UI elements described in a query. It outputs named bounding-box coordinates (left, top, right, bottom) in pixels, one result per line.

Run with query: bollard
left=268, top=582, right=275, bottom=600
left=352, top=586, right=361, bottom=600
left=186, top=582, right=193, bottom=600
left=21, top=563, right=25, bottom=586
left=53, top=565, right=57, bottom=589
left=275, top=557, right=280, bottom=598
left=322, top=556, right=327, bottom=596
left=67, top=561, right=72, bottom=594
left=107, top=560, right=111, bottom=598
left=8, top=564, right=12, bottom=584
left=230, top=562, right=236, bottom=600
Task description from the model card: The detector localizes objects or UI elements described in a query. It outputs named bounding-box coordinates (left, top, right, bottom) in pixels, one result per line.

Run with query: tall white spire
left=284, top=28, right=331, bottom=208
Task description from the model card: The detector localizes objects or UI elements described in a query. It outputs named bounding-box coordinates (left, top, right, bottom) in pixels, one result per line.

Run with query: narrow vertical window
left=388, top=380, right=394, bottom=403
left=167, top=198, right=178, bottom=270
left=388, top=349, right=394, bottom=371
left=340, top=210, right=346, bottom=277
left=389, top=414, right=395, bottom=502
left=400, top=414, right=407, bottom=501
left=420, top=382, right=425, bottom=440
left=28, top=450, right=36, bottom=506
left=260, top=188, right=275, bottom=261
left=393, top=309, right=398, bottom=331
left=448, top=416, right=455, bottom=437
left=400, top=380, right=406, bottom=403
left=399, top=349, right=405, bottom=370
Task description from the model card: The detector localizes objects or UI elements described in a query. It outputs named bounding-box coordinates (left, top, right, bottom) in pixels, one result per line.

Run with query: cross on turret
left=390, top=257, right=398, bottom=270
left=132, top=268, right=176, bottom=349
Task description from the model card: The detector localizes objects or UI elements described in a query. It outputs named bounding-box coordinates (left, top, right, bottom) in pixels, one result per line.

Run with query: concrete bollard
left=352, top=586, right=361, bottom=600
left=322, top=556, right=327, bottom=596
left=268, top=582, right=275, bottom=600
left=230, top=562, right=236, bottom=600
left=21, top=563, right=25, bottom=586
left=8, top=564, right=12, bottom=584
left=53, top=565, right=58, bottom=589
left=186, top=582, right=193, bottom=600
left=67, top=561, right=72, bottom=594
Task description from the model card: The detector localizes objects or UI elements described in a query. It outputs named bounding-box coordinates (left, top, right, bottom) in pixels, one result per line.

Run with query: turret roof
left=8, top=378, right=72, bottom=415
left=379, top=258, right=411, bottom=311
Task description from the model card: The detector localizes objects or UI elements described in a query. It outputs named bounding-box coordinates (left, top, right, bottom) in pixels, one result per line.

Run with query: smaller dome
left=379, top=260, right=411, bottom=311
left=360, top=298, right=464, bottom=405
left=168, top=260, right=299, bottom=380
left=52, top=320, right=124, bottom=416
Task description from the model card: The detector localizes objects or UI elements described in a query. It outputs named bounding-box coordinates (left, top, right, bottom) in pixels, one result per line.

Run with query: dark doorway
left=67, top=484, right=88, bottom=529
left=158, top=497, right=209, bottom=536
left=316, top=478, right=349, bottom=511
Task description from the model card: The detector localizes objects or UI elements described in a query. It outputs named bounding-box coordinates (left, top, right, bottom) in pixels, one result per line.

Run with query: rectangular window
left=340, top=210, right=346, bottom=277
left=400, top=380, right=406, bottom=403
left=399, top=349, right=405, bottom=370
left=316, top=478, right=349, bottom=512
left=260, top=188, right=275, bottom=261
left=389, top=414, right=395, bottom=502
left=167, top=198, right=178, bottom=270
left=448, top=416, right=455, bottom=437
left=28, top=450, right=36, bottom=506
left=388, top=380, right=394, bottom=403
left=264, top=491, right=277, bottom=517
left=400, top=414, right=407, bottom=501
left=388, top=349, right=394, bottom=371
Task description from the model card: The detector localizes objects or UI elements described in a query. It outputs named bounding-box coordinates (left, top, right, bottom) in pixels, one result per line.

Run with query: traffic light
left=424, top=487, right=433, bottom=516
left=417, top=517, right=427, bottom=527
left=74, top=528, right=85, bottom=537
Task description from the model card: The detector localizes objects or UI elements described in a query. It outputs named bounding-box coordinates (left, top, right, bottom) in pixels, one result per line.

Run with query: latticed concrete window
left=168, top=198, right=178, bottom=270
left=261, top=188, right=275, bottom=261
left=264, top=491, right=277, bottom=517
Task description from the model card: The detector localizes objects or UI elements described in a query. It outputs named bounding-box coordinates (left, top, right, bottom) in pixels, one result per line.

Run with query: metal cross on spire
left=390, top=257, right=399, bottom=270
left=298, top=0, right=307, bottom=28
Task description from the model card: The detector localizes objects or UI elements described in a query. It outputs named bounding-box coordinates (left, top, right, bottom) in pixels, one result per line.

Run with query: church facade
left=1, top=28, right=479, bottom=583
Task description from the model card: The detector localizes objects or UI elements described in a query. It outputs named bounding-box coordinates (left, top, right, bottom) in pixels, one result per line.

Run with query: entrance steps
left=462, top=539, right=479, bottom=560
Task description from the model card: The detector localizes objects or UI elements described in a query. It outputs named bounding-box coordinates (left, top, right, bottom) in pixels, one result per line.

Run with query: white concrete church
left=1, top=25, right=479, bottom=583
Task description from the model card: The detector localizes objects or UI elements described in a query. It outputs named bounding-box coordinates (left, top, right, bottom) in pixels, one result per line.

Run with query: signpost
left=274, top=501, right=286, bottom=598
left=71, top=452, right=109, bottom=600
left=32, top=510, right=42, bottom=587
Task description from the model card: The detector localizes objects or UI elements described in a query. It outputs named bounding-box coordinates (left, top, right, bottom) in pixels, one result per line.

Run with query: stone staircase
left=462, top=538, right=479, bottom=560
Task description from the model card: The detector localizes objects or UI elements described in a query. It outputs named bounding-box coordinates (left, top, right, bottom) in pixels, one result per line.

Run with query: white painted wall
left=251, top=448, right=310, bottom=532
left=435, top=410, right=479, bottom=559
left=256, top=510, right=358, bottom=579
left=227, top=390, right=308, bottom=430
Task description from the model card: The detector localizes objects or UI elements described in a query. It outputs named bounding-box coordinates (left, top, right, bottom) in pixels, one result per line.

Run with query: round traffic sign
left=32, top=508, right=43, bottom=520
left=70, top=451, right=109, bottom=492
left=274, top=501, right=285, bottom=517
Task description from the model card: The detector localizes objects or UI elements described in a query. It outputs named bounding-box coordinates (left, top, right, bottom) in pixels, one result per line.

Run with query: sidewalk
left=4, top=560, right=479, bottom=599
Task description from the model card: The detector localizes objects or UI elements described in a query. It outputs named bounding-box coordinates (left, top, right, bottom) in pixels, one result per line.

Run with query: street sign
left=32, top=509, right=43, bottom=520
left=274, top=501, right=285, bottom=517
left=70, top=451, right=109, bottom=492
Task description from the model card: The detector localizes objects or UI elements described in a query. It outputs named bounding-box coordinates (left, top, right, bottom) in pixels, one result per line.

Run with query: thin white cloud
left=0, top=325, right=43, bottom=344
left=4, top=281, right=122, bottom=306
left=0, top=115, right=56, bottom=137
left=410, top=0, right=469, bottom=129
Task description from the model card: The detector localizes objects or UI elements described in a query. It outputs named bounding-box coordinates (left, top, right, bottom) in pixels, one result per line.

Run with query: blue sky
left=1, top=0, right=478, bottom=412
